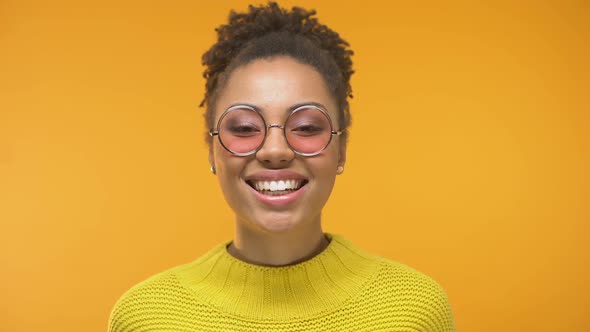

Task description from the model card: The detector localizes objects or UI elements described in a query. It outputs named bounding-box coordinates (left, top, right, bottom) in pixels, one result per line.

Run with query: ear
left=338, top=140, right=347, bottom=168
left=208, top=145, right=215, bottom=170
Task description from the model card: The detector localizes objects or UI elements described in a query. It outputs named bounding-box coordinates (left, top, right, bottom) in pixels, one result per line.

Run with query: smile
left=246, top=179, right=308, bottom=196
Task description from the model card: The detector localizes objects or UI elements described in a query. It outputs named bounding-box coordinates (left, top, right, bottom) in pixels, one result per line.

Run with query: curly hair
left=200, top=1, right=354, bottom=145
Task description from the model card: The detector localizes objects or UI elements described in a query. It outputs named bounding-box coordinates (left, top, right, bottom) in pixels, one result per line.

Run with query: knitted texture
left=109, top=233, right=456, bottom=331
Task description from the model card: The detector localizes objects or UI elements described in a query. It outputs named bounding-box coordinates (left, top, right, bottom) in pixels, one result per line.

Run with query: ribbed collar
left=174, top=232, right=383, bottom=321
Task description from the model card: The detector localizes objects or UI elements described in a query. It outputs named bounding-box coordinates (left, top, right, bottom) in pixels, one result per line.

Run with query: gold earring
left=210, top=166, right=216, bottom=175
left=336, top=165, right=344, bottom=174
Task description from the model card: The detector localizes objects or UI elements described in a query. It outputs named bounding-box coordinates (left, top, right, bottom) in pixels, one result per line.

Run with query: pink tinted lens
left=286, top=107, right=332, bottom=154
left=219, top=108, right=265, bottom=154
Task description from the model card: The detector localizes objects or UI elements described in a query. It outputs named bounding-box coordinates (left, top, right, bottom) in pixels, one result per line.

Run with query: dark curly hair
left=200, top=1, right=354, bottom=145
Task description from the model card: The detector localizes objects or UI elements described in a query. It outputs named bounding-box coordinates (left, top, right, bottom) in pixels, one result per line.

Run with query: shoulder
left=107, top=264, right=193, bottom=332
left=107, top=243, right=228, bottom=331
left=378, top=257, right=451, bottom=298
left=366, top=257, right=457, bottom=331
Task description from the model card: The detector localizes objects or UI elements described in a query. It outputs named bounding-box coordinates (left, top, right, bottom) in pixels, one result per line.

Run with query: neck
left=228, top=218, right=329, bottom=266
left=175, top=232, right=383, bottom=321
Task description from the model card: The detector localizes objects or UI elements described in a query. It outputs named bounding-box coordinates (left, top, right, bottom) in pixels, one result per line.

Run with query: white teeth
left=251, top=180, right=302, bottom=192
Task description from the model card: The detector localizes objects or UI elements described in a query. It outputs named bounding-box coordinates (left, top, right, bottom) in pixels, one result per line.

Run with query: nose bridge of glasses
left=262, top=123, right=289, bottom=148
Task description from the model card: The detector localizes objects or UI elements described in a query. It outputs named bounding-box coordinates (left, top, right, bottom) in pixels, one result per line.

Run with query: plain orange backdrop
left=1, top=0, right=588, bottom=331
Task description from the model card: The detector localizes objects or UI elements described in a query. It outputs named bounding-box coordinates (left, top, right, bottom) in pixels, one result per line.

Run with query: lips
left=245, top=170, right=307, bottom=181
left=246, top=179, right=307, bottom=194
left=245, top=170, right=308, bottom=189
left=244, top=170, right=309, bottom=201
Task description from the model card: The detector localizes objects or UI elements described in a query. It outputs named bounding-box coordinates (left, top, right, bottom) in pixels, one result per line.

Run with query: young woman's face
left=210, top=56, right=346, bottom=234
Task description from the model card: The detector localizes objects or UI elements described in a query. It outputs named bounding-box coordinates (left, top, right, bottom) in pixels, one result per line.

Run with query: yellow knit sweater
left=108, top=233, right=456, bottom=331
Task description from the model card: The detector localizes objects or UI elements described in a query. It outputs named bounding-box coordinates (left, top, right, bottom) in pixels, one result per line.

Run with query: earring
left=336, top=165, right=344, bottom=174
left=210, top=166, right=216, bottom=175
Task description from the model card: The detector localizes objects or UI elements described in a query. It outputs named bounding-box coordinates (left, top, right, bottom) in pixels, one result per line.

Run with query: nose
left=255, top=126, right=295, bottom=167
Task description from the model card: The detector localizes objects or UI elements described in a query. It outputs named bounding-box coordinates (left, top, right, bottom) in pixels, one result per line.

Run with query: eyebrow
left=227, top=102, right=328, bottom=113
left=288, top=102, right=328, bottom=111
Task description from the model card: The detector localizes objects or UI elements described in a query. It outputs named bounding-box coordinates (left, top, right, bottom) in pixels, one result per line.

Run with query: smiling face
left=209, top=56, right=346, bottom=235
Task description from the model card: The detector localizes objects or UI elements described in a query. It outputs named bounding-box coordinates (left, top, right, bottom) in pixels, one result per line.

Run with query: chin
left=249, top=213, right=304, bottom=234
left=259, top=219, right=299, bottom=234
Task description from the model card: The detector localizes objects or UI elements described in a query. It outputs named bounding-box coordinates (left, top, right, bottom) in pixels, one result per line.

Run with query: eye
left=226, top=123, right=262, bottom=136
left=291, top=124, right=324, bottom=136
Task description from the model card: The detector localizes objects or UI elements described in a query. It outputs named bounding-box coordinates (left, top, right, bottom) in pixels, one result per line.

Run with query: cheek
left=321, top=146, right=342, bottom=168
left=309, top=152, right=339, bottom=182
left=213, top=152, right=250, bottom=209
left=212, top=145, right=246, bottom=182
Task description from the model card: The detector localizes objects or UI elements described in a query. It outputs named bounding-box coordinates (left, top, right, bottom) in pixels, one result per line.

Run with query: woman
left=109, top=2, right=456, bottom=331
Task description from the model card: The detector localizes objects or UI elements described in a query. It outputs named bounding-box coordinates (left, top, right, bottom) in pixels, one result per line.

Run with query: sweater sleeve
left=107, top=289, right=133, bottom=332
left=431, top=280, right=457, bottom=332
left=107, top=271, right=187, bottom=332
left=381, top=259, right=457, bottom=332
left=107, top=278, right=158, bottom=332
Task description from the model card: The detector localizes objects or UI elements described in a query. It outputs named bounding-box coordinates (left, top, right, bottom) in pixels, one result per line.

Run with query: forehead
left=214, top=56, right=338, bottom=121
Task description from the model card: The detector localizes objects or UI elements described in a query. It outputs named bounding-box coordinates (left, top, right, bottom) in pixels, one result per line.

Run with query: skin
left=209, top=55, right=346, bottom=266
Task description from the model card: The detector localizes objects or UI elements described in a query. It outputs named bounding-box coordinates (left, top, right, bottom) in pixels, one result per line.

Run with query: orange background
left=1, top=0, right=588, bottom=331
